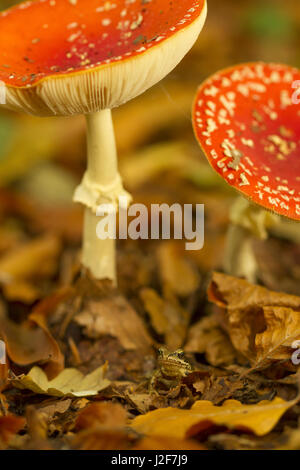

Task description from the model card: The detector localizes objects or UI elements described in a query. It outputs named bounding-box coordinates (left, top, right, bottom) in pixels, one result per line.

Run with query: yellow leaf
left=131, top=397, right=295, bottom=438
left=12, top=364, right=110, bottom=398
left=0, top=235, right=61, bottom=282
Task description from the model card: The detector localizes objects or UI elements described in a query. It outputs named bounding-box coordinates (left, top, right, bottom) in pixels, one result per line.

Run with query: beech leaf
left=12, top=364, right=110, bottom=397
left=208, top=272, right=300, bottom=368
left=131, top=397, right=295, bottom=438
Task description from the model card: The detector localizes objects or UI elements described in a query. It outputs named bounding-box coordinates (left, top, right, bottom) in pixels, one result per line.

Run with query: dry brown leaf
left=71, top=428, right=133, bottom=450
left=12, top=364, right=110, bottom=397
left=157, top=242, right=200, bottom=297
left=185, top=316, right=236, bottom=367
left=255, top=307, right=300, bottom=368
left=125, top=393, right=155, bottom=414
left=131, top=397, right=295, bottom=439
left=208, top=272, right=300, bottom=369
left=75, top=402, right=127, bottom=430
left=140, top=288, right=190, bottom=349
left=0, top=414, right=25, bottom=449
left=0, top=294, right=65, bottom=378
left=0, top=313, right=64, bottom=379
left=72, top=402, right=131, bottom=451
left=102, top=381, right=156, bottom=414
left=75, top=289, right=152, bottom=354
left=35, top=399, right=72, bottom=422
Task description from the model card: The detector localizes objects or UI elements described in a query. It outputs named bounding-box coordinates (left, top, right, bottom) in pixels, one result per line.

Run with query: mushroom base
left=82, top=209, right=116, bottom=283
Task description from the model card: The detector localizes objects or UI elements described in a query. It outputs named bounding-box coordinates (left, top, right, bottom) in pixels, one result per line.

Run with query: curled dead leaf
left=208, top=272, right=300, bottom=369
left=0, top=291, right=66, bottom=378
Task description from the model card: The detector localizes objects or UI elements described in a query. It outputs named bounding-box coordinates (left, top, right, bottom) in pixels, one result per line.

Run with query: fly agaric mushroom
left=0, top=0, right=207, bottom=283
left=192, top=62, right=300, bottom=280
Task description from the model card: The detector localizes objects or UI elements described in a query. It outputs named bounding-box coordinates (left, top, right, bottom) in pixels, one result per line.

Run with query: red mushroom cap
left=0, top=0, right=206, bottom=115
left=193, top=62, right=300, bottom=221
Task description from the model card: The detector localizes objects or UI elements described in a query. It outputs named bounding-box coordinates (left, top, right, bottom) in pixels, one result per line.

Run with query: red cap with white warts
left=0, top=0, right=207, bottom=116
left=192, top=63, right=300, bottom=220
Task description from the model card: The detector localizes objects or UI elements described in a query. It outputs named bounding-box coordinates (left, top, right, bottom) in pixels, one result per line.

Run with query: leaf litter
left=1, top=0, right=300, bottom=451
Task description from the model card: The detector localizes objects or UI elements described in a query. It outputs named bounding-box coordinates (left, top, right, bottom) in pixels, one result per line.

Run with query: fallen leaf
left=185, top=316, right=236, bottom=367
left=0, top=235, right=61, bottom=282
left=131, top=397, right=295, bottom=439
left=140, top=287, right=190, bottom=349
left=72, top=402, right=132, bottom=451
left=0, top=414, right=25, bottom=449
left=12, top=364, right=110, bottom=397
left=0, top=296, right=64, bottom=379
left=157, top=242, right=200, bottom=297
left=73, top=276, right=153, bottom=354
left=75, top=402, right=127, bottom=430
left=208, top=272, right=300, bottom=369
left=71, top=428, right=133, bottom=451
left=35, top=399, right=72, bottom=422
left=125, top=393, right=155, bottom=414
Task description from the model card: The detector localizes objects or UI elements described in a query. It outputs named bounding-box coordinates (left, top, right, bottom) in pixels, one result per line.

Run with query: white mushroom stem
left=224, top=224, right=258, bottom=283
left=86, top=109, right=118, bottom=185
left=224, top=197, right=276, bottom=282
left=224, top=196, right=300, bottom=282
left=73, top=109, right=131, bottom=283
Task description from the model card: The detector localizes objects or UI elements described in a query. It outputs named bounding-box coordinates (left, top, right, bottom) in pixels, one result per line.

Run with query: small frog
left=149, top=348, right=192, bottom=393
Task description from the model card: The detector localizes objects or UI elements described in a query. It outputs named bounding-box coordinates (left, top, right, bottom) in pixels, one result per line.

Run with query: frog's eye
left=176, top=350, right=185, bottom=359
left=158, top=349, right=164, bottom=357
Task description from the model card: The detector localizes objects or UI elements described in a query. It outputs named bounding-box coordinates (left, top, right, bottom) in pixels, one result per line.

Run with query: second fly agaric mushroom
left=0, top=0, right=207, bottom=283
left=192, top=62, right=300, bottom=279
